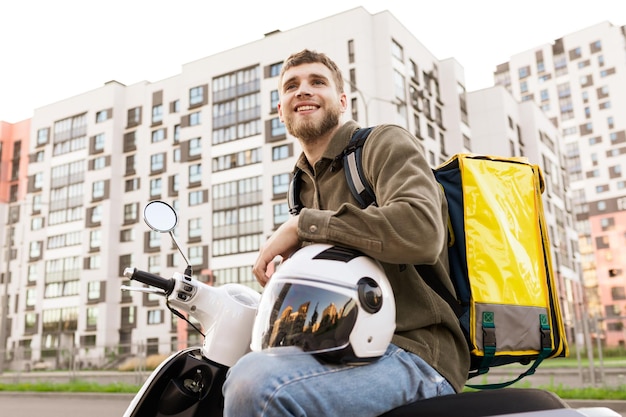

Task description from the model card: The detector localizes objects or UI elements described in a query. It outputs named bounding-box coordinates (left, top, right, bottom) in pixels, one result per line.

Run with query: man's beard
left=284, top=105, right=342, bottom=142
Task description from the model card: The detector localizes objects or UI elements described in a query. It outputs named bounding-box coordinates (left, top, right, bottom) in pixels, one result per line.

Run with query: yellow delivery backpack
left=432, top=154, right=569, bottom=388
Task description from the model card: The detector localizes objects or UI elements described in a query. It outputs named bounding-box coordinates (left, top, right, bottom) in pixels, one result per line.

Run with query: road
left=1, top=368, right=625, bottom=416
left=0, top=391, right=624, bottom=417
left=0, top=392, right=132, bottom=417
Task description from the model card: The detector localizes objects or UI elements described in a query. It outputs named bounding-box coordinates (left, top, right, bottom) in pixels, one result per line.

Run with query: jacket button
left=309, top=225, right=318, bottom=233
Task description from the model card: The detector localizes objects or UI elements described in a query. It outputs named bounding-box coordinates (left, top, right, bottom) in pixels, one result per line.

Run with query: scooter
left=122, top=200, right=619, bottom=417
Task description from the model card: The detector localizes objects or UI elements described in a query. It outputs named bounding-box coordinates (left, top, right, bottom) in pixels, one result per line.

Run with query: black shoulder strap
left=343, top=127, right=376, bottom=208
left=288, top=168, right=304, bottom=215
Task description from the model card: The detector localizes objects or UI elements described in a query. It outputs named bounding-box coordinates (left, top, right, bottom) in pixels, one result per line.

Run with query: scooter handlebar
left=124, top=267, right=175, bottom=295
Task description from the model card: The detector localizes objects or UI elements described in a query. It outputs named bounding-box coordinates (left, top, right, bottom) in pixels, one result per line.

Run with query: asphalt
left=0, top=367, right=624, bottom=416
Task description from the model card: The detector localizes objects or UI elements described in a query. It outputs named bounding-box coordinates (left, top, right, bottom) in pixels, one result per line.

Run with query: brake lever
left=120, top=285, right=167, bottom=296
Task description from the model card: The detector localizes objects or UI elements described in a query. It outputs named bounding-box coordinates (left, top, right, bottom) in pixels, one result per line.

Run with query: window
left=518, top=66, right=530, bottom=79
left=152, top=104, right=163, bottom=124
left=189, top=217, right=202, bottom=240
left=271, top=117, right=286, bottom=137
left=125, top=178, right=140, bottom=192
left=151, top=153, right=165, bottom=173
left=34, top=172, right=44, bottom=190
left=92, top=180, right=105, bottom=199
left=601, top=217, right=615, bottom=231
left=37, top=128, right=50, bottom=146
left=29, top=241, right=42, bottom=259
left=610, top=287, right=626, bottom=300
left=95, top=110, right=109, bottom=123
left=90, top=230, right=101, bottom=250
left=147, top=310, right=163, bottom=324
left=189, top=137, right=202, bottom=157
left=120, top=228, right=135, bottom=242
left=151, top=128, right=166, bottom=143
left=91, top=204, right=103, bottom=224
left=190, top=86, right=205, bottom=106
left=189, top=190, right=206, bottom=206
left=391, top=39, right=403, bottom=62
left=86, top=307, right=98, bottom=327
left=520, top=81, right=528, bottom=93
left=269, top=62, right=282, bottom=77
left=270, top=90, right=279, bottom=112
left=174, top=125, right=180, bottom=143
left=26, top=289, right=37, bottom=308
left=189, top=246, right=204, bottom=266
left=124, top=203, right=139, bottom=224
left=595, top=235, right=610, bottom=249
left=272, top=144, right=290, bottom=161
left=150, top=178, right=162, bottom=197
left=92, top=156, right=107, bottom=170
left=272, top=173, right=290, bottom=196
left=273, top=203, right=289, bottom=226
left=189, top=111, right=201, bottom=126
left=148, top=230, right=161, bottom=249
left=189, top=163, right=202, bottom=184
left=87, top=281, right=101, bottom=301
left=93, top=133, right=106, bottom=151
left=127, top=107, right=141, bottom=127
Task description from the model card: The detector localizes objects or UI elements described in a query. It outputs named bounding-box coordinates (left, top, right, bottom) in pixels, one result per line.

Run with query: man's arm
left=252, top=215, right=300, bottom=286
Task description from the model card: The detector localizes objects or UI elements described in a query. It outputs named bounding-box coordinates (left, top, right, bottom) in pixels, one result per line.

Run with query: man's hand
left=253, top=216, right=301, bottom=286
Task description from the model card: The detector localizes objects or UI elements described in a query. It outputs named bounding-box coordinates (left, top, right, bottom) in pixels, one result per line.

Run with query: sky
left=1, top=0, right=625, bottom=123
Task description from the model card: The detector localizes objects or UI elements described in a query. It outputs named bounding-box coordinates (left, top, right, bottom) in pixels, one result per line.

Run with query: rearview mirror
left=144, top=201, right=178, bottom=233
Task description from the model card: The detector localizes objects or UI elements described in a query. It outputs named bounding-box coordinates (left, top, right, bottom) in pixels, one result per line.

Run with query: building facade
left=0, top=6, right=585, bottom=372
left=494, top=21, right=626, bottom=347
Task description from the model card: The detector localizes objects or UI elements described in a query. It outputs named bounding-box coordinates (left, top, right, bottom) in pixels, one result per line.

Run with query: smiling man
left=222, top=49, right=469, bottom=417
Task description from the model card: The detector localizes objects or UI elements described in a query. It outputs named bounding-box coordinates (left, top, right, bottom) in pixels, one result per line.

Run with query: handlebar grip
left=124, top=267, right=175, bottom=295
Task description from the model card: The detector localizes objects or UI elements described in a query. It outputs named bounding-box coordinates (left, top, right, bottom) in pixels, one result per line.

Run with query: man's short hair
left=279, top=49, right=344, bottom=93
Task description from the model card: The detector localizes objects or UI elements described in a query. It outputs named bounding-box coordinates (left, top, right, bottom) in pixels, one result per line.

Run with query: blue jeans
left=223, top=343, right=455, bottom=417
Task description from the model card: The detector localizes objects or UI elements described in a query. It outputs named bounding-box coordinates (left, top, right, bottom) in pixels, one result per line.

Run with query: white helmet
left=251, top=244, right=396, bottom=364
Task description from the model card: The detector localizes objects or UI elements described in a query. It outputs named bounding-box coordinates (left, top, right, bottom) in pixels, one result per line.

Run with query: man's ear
left=277, top=102, right=284, bottom=122
left=339, top=93, right=348, bottom=113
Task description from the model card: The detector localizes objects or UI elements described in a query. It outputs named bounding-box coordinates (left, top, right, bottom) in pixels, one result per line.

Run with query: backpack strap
left=288, top=168, right=304, bottom=215
left=343, top=127, right=376, bottom=208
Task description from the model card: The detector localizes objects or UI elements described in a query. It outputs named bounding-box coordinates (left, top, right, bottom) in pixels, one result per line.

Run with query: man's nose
left=295, top=82, right=312, bottom=97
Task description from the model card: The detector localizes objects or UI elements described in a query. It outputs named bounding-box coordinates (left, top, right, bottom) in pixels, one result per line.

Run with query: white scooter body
left=122, top=201, right=619, bottom=417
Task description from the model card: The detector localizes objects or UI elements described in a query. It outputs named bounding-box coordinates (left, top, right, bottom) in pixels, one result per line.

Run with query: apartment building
left=0, top=6, right=584, bottom=372
left=494, top=21, right=626, bottom=347
left=467, top=86, right=582, bottom=343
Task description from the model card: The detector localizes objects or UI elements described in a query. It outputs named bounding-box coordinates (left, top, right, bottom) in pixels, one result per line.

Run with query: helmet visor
left=251, top=280, right=358, bottom=355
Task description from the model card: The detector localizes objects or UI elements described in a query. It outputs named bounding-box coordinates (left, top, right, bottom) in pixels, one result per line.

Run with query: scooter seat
left=380, top=388, right=569, bottom=417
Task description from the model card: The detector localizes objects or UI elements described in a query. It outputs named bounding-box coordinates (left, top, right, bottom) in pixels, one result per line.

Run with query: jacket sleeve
left=297, top=124, right=447, bottom=266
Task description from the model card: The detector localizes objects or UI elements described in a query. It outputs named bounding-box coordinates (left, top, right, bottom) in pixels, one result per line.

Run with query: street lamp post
left=346, top=79, right=403, bottom=127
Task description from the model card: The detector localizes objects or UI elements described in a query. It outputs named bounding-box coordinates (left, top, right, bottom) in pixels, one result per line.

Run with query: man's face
left=278, top=62, right=347, bottom=142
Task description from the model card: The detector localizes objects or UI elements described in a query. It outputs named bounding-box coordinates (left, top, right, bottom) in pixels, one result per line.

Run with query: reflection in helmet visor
left=258, top=282, right=358, bottom=353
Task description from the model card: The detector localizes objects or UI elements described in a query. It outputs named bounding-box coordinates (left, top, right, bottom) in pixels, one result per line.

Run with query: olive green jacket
left=294, top=120, right=470, bottom=392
